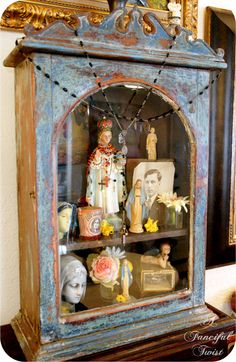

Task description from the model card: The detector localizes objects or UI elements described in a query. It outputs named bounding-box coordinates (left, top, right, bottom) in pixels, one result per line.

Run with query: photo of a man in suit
left=144, top=169, right=164, bottom=225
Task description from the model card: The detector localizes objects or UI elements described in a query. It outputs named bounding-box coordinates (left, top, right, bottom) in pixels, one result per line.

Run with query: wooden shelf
left=61, top=228, right=188, bottom=251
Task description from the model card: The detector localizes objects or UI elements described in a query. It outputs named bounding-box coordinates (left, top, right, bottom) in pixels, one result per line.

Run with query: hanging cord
left=16, top=40, right=223, bottom=125
left=122, top=89, right=137, bottom=119
left=126, top=35, right=177, bottom=130
left=75, top=33, right=123, bottom=131
left=148, top=70, right=222, bottom=122
left=73, top=30, right=177, bottom=134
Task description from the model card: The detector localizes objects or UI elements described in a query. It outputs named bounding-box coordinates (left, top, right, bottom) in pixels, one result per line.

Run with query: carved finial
left=216, top=48, right=225, bottom=58
left=168, top=0, right=182, bottom=26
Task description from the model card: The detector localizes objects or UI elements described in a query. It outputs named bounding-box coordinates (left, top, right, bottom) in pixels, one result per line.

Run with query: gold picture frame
left=0, top=0, right=198, bottom=38
left=140, top=266, right=176, bottom=293
left=204, top=7, right=236, bottom=247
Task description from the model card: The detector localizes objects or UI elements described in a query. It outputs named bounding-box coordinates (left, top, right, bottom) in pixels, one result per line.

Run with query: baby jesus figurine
left=86, top=118, right=126, bottom=217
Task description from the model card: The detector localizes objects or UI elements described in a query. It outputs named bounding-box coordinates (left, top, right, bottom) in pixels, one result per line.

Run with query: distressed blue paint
left=32, top=53, right=211, bottom=340
left=58, top=295, right=194, bottom=338
left=33, top=54, right=212, bottom=338
left=34, top=53, right=59, bottom=339
left=4, top=9, right=226, bottom=70
left=34, top=305, right=215, bottom=360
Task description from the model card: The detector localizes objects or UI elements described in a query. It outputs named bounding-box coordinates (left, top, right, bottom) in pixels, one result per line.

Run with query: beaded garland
left=88, top=144, right=118, bottom=167
left=18, top=44, right=222, bottom=134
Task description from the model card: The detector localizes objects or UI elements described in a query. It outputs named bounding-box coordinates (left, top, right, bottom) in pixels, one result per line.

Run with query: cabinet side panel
left=15, top=60, right=39, bottom=337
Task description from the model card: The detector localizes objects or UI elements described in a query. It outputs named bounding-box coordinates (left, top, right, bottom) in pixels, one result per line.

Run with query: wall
left=205, top=264, right=236, bottom=316
left=0, top=23, right=21, bottom=324
left=198, top=0, right=236, bottom=38
left=0, top=0, right=235, bottom=325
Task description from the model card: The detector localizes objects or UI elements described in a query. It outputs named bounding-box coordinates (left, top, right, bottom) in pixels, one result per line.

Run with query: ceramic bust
left=58, top=202, right=73, bottom=240
left=86, top=118, right=126, bottom=217
left=146, top=127, right=158, bottom=161
left=60, top=254, right=87, bottom=312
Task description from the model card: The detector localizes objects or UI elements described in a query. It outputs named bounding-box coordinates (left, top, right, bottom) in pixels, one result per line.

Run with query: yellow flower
left=127, top=260, right=133, bottom=272
left=60, top=302, right=74, bottom=314
left=101, top=220, right=114, bottom=236
left=116, top=294, right=127, bottom=303
left=144, top=218, right=159, bottom=232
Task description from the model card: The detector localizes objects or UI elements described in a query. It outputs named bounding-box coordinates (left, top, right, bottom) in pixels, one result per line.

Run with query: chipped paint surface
left=33, top=53, right=210, bottom=339
left=4, top=8, right=226, bottom=70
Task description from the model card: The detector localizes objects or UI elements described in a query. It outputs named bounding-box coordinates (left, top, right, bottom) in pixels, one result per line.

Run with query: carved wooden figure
left=126, top=179, right=146, bottom=233
left=4, top=5, right=226, bottom=361
left=146, top=127, right=158, bottom=160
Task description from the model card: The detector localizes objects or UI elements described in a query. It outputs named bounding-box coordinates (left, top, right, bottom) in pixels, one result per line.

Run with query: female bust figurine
left=60, top=254, right=87, bottom=313
left=86, top=118, right=126, bottom=216
left=58, top=202, right=73, bottom=240
left=125, top=179, right=147, bottom=233
left=146, top=127, right=158, bottom=160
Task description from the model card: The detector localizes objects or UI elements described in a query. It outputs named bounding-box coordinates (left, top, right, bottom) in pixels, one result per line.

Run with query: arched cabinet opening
left=57, top=83, right=193, bottom=315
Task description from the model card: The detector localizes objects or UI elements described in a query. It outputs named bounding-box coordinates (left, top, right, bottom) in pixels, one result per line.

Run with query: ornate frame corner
left=0, top=0, right=198, bottom=38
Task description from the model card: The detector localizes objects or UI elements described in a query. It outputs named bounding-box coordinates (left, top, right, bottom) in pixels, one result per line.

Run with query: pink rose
left=90, top=255, right=119, bottom=287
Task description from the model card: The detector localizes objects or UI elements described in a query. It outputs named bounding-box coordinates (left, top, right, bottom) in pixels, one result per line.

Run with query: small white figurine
left=146, top=127, right=157, bottom=160
left=141, top=242, right=172, bottom=269
left=121, top=258, right=133, bottom=300
left=58, top=202, right=73, bottom=240
left=125, top=179, right=147, bottom=233
left=168, top=0, right=182, bottom=25
left=60, top=254, right=87, bottom=312
left=86, top=118, right=126, bottom=216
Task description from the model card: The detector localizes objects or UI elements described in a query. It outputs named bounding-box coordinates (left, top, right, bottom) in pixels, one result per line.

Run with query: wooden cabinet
left=4, top=7, right=226, bottom=361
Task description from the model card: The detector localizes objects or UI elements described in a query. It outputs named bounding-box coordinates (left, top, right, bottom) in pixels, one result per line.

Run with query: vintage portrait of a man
left=132, top=161, right=175, bottom=221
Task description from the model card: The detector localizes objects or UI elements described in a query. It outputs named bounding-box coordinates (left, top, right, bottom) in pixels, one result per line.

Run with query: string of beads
left=75, top=32, right=177, bottom=132
left=16, top=39, right=222, bottom=125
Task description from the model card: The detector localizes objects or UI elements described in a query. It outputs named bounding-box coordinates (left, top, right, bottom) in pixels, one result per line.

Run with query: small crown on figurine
left=97, top=117, right=113, bottom=132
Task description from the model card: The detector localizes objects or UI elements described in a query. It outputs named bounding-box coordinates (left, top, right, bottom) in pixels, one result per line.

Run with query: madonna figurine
left=86, top=118, right=127, bottom=219
left=121, top=258, right=133, bottom=301
left=125, top=179, right=147, bottom=233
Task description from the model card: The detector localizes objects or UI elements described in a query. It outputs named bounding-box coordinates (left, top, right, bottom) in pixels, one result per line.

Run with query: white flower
left=157, top=192, right=190, bottom=213
left=105, top=246, right=126, bottom=259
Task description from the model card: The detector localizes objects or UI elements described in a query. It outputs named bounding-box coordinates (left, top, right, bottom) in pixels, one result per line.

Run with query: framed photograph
left=141, top=267, right=176, bottom=293
left=127, top=252, right=176, bottom=296
left=126, top=159, right=175, bottom=222
left=132, top=161, right=175, bottom=193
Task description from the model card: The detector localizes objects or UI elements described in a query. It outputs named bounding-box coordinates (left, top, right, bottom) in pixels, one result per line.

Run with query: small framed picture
left=126, top=159, right=175, bottom=223
left=140, top=267, right=176, bottom=294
